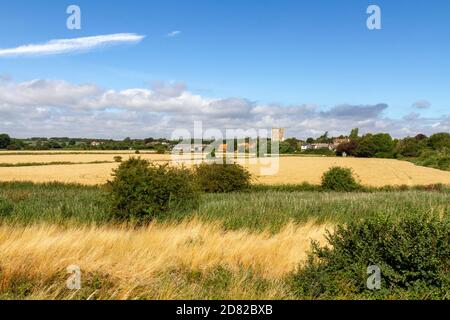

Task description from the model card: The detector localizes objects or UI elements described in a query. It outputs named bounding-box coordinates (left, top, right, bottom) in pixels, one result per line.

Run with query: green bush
left=108, top=157, right=198, bottom=222
left=113, top=156, right=122, bottom=162
left=194, top=162, right=252, bottom=193
left=289, top=213, right=450, bottom=299
left=321, top=166, right=360, bottom=192
left=412, top=149, right=450, bottom=171
left=0, top=196, right=14, bottom=217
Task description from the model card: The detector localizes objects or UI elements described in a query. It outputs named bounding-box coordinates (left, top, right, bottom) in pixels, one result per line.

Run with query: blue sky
left=0, top=0, right=449, bottom=138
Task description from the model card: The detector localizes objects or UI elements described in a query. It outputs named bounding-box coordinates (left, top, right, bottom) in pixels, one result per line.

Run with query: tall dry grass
left=0, top=220, right=331, bottom=282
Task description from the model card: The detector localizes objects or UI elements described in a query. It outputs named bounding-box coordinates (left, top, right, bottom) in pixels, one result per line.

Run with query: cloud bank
left=0, top=33, right=145, bottom=57
left=0, top=78, right=448, bottom=139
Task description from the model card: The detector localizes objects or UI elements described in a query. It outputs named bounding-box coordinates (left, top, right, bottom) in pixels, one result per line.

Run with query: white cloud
left=167, top=31, right=181, bottom=37
left=0, top=78, right=448, bottom=139
left=0, top=33, right=145, bottom=57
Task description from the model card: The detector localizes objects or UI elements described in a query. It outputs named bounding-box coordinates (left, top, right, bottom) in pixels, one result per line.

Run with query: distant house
left=90, top=141, right=102, bottom=147
left=301, top=143, right=333, bottom=151
left=312, top=143, right=332, bottom=150
left=172, top=144, right=205, bottom=153
left=301, top=144, right=312, bottom=151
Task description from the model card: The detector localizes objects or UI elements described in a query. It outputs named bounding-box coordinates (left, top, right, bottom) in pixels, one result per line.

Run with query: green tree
left=349, top=128, right=359, bottom=140
left=316, top=131, right=331, bottom=143
left=395, top=137, right=420, bottom=157
left=428, top=133, right=450, bottom=150
left=0, top=134, right=11, bottom=149
left=279, top=141, right=295, bottom=154
left=356, top=133, right=394, bottom=158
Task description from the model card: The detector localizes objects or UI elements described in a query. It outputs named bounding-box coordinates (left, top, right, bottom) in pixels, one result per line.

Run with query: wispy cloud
left=412, top=100, right=431, bottom=109
left=167, top=30, right=181, bottom=37
left=0, top=33, right=145, bottom=57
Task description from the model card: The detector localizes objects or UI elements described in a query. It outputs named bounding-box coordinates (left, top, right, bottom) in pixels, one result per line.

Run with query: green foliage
left=154, top=144, right=167, bottom=154
left=0, top=133, right=11, bottom=149
left=321, top=166, right=360, bottom=192
left=428, top=132, right=450, bottom=150
left=282, top=138, right=301, bottom=153
left=349, top=128, right=359, bottom=140
left=113, top=156, right=123, bottom=162
left=289, top=213, right=450, bottom=299
left=194, top=163, right=252, bottom=193
left=395, top=137, right=421, bottom=157
left=413, top=149, right=450, bottom=171
left=0, top=196, right=14, bottom=217
left=108, top=157, right=199, bottom=222
left=279, top=141, right=296, bottom=154
left=356, top=133, right=394, bottom=158
left=0, top=181, right=449, bottom=233
left=0, top=182, right=110, bottom=225
left=316, top=131, right=332, bottom=143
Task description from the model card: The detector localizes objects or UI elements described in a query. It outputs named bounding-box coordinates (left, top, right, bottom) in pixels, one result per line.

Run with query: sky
left=0, top=0, right=449, bottom=139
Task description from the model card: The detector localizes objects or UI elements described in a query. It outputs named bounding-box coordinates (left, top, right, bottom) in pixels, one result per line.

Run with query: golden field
left=0, top=151, right=449, bottom=186
left=0, top=152, right=172, bottom=164
left=0, top=220, right=330, bottom=299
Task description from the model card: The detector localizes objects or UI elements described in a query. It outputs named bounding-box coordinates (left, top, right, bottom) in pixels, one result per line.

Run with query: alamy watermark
left=67, top=5, right=81, bottom=30
left=66, top=265, right=81, bottom=290
left=171, top=121, right=280, bottom=176
left=367, top=5, right=381, bottom=30
left=366, top=265, right=381, bottom=290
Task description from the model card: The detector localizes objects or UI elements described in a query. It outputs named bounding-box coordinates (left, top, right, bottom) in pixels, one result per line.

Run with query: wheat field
left=0, top=220, right=330, bottom=299
left=0, top=152, right=449, bottom=186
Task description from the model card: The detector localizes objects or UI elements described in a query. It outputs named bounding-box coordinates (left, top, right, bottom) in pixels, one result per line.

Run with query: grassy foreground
left=0, top=182, right=449, bottom=299
left=1, top=182, right=449, bottom=230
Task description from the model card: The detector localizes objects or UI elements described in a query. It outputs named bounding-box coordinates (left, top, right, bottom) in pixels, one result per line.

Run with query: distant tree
left=395, top=137, right=421, bottom=157
left=349, top=128, right=359, bottom=140
left=414, top=133, right=427, bottom=141
left=284, top=138, right=301, bottom=152
left=279, top=141, right=295, bottom=154
left=356, top=133, right=394, bottom=158
left=306, top=137, right=314, bottom=144
left=336, top=140, right=358, bottom=156
left=428, top=132, right=450, bottom=150
left=316, top=131, right=331, bottom=143
left=0, top=134, right=11, bottom=149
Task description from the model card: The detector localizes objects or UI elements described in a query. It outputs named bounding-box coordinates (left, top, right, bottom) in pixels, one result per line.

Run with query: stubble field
left=0, top=151, right=449, bottom=186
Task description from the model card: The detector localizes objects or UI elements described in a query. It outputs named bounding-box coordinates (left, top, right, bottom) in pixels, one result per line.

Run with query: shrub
left=108, top=157, right=198, bottom=222
left=155, top=145, right=166, bottom=154
left=113, top=156, right=122, bottom=163
left=289, top=213, right=450, bottom=299
left=321, top=166, right=360, bottom=191
left=0, top=196, right=14, bottom=217
left=194, top=162, right=252, bottom=193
